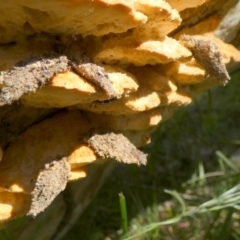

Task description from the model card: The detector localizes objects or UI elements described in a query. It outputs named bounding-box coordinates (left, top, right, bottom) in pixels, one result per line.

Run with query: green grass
left=119, top=193, right=128, bottom=235
left=123, top=153, right=240, bottom=240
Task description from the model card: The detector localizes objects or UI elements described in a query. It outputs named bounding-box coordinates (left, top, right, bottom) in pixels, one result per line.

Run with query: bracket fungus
left=0, top=0, right=240, bottom=238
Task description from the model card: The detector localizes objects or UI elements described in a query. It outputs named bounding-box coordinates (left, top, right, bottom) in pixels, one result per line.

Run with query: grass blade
left=119, top=193, right=128, bottom=235
left=216, top=151, right=239, bottom=173
left=123, top=216, right=182, bottom=240
left=165, top=190, right=186, bottom=215
left=217, top=208, right=234, bottom=240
